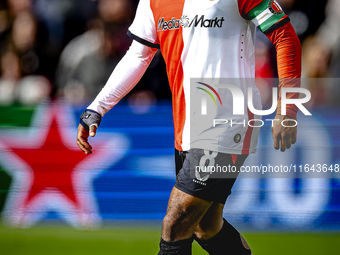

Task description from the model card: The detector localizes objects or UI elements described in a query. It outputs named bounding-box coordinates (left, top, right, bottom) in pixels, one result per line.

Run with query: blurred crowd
left=256, top=0, right=340, bottom=107
left=0, top=0, right=339, bottom=108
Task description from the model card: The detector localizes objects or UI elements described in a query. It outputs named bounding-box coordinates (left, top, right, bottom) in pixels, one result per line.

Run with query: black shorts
left=174, top=148, right=248, bottom=204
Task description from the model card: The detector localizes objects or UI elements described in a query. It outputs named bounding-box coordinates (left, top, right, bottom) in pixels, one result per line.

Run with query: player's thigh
left=162, top=187, right=212, bottom=241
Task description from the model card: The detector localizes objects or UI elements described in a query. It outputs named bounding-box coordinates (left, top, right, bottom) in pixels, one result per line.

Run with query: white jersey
left=127, top=0, right=288, bottom=154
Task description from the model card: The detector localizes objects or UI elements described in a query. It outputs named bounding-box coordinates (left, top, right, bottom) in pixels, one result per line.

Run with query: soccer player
left=77, top=0, right=301, bottom=254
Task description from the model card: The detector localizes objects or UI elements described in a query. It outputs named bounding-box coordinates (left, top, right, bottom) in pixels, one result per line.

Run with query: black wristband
left=80, top=110, right=102, bottom=132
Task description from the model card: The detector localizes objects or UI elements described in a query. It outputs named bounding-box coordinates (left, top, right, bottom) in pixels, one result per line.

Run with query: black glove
left=80, top=110, right=102, bottom=132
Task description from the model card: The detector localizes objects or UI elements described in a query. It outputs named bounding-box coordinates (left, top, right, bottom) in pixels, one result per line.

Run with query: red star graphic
left=12, top=119, right=87, bottom=208
left=0, top=102, right=129, bottom=228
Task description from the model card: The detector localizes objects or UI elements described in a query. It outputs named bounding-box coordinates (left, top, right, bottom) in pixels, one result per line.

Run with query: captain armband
left=247, top=0, right=290, bottom=34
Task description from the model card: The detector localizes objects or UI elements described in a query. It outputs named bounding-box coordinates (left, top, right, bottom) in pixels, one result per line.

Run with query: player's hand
left=77, top=109, right=102, bottom=154
left=76, top=124, right=97, bottom=155
left=271, top=115, right=297, bottom=152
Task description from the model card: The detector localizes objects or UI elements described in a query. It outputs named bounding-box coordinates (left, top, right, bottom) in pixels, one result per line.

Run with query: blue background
left=68, top=103, right=340, bottom=230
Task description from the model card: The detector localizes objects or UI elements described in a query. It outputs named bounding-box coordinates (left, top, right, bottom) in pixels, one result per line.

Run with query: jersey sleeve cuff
left=87, top=104, right=105, bottom=117
left=127, top=30, right=160, bottom=49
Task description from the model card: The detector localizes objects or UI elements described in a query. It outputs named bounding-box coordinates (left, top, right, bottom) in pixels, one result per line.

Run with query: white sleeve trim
left=128, top=0, right=159, bottom=46
left=87, top=40, right=158, bottom=116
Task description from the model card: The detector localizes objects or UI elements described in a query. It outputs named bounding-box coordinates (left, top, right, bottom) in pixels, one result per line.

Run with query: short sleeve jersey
left=128, top=0, right=289, bottom=154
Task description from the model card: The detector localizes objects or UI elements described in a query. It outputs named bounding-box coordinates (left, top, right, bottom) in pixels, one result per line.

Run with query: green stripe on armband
left=256, top=14, right=285, bottom=33
left=246, top=0, right=271, bottom=20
